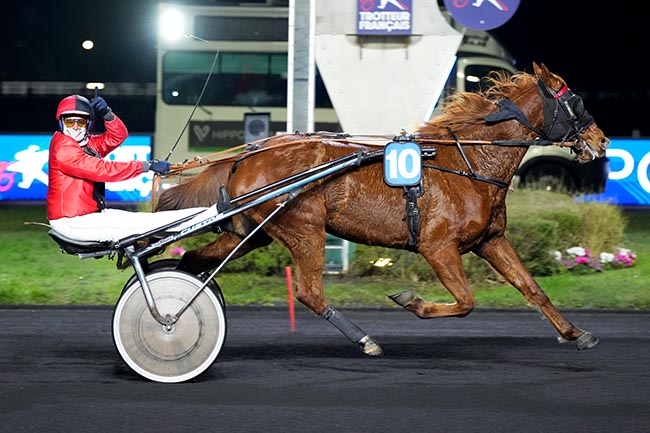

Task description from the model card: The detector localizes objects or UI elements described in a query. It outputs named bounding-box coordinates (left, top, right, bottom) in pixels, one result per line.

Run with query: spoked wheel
left=112, top=270, right=226, bottom=383
left=121, top=258, right=225, bottom=308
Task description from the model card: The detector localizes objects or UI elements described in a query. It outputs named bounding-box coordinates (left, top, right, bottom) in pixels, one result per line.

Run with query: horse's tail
left=155, top=160, right=234, bottom=211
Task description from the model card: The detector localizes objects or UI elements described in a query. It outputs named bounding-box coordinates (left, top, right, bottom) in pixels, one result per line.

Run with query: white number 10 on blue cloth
left=383, top=141, right=422, bottom=187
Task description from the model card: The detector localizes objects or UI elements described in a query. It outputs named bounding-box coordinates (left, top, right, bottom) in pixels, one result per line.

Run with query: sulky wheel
left=112, top=270, right=226, bottom=383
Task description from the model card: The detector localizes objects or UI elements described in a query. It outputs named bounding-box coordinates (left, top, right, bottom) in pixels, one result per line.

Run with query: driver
left=47, top=91, right=206, bottom=242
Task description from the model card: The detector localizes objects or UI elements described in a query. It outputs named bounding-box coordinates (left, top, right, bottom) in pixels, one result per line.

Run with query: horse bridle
left=484, top=78, right=596, bottom=161
left=536, top=80, right=594, bottom=143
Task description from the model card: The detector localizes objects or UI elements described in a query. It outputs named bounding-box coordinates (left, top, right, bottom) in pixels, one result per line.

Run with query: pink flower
left=615, top=250, right=637, bottom=267
left=574, top=256, right=589, bottom=264
left=170, top=247, right=186, bottom=257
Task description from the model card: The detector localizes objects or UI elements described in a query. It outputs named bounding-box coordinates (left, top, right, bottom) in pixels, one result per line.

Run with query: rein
left=165, top=134, right=577, bottom=175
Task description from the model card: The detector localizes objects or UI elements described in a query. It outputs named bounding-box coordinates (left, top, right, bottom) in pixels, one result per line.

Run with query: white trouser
left=49, top=207, right=208, bottom=242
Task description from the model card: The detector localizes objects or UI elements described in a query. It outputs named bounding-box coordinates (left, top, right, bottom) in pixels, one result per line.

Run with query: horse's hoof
left=358, top=335, right=383, bottom=356
left=576, top=331, right=599, bottom=350
left=388, top=290, right=415, bottom=307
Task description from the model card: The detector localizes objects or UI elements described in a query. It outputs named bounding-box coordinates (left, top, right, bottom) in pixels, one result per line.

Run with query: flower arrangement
left=553, top=246, right=637, bottom=273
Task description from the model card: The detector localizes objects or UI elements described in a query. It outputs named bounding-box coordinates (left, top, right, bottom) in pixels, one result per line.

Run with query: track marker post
left=285, top=266, right=296, bottom=332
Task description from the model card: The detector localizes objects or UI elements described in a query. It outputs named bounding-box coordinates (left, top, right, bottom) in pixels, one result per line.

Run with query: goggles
left=62, top=117, right=89, bottom=128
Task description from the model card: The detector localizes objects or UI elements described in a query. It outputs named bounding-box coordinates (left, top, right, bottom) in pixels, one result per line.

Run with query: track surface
left=1, top=306, right=648, bottom=433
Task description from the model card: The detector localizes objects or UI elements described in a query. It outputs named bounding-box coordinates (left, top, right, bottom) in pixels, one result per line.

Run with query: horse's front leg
left=475, top=235, right=599, bottom=350
left=389, top=246, right=476, bottom=318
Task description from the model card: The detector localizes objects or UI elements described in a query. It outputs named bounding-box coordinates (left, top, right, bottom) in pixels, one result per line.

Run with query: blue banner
left=583, top=138, right=650, bottom=206
left=0, top=134, right=153, bottom=202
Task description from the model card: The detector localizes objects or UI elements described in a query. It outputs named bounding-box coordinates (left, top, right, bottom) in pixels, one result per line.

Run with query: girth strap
left=402, top=182, right=423, bottom=251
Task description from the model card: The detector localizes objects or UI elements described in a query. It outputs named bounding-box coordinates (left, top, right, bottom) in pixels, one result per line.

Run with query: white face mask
left=62, top=124, right=88, bottom=146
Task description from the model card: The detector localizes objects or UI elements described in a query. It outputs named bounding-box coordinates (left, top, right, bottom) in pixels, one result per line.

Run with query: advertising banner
left=584, top=138, right=650, bottom=206
left=0, top=134, right=154, bottom=202
left=357, top=0, right=413, bottom=35
left=1, top=135, right=649, bottom=206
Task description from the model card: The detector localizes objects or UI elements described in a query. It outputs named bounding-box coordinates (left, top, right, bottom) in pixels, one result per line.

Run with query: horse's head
left=533, top=62, right=609, bottom=162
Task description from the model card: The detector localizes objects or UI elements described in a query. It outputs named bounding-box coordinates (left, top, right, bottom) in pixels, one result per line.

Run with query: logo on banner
left=443, top=0, right=519, bottom=30
left=585, top=139, right=650, bottom=207
left=357, top=0, right=413, bottom=35
left=4, top=145, right=48, bottom=190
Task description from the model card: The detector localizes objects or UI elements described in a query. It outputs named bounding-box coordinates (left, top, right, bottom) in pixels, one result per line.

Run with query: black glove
left=143, top=159, right=171, bottom=174
left=90, top=88, right=114, bottom=120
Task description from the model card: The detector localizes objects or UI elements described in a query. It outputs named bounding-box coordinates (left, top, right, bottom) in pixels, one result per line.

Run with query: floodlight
left=160, top=8, right=185, bottom=41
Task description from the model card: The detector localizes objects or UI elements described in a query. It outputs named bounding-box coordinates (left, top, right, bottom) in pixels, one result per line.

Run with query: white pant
left=49, top=207, right=208, bottom=242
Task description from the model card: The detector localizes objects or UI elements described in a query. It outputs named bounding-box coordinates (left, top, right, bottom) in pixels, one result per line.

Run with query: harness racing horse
left=156, top=63, right=609, bottom=356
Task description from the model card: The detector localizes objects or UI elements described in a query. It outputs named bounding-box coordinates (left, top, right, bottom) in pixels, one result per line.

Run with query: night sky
left=1, top=0, right=646, bottom=136
left=491, top=2, right=640, bottom=94
left=0, top=0, right=159, bottom=83
left=490, top=1, right=645, bottom=137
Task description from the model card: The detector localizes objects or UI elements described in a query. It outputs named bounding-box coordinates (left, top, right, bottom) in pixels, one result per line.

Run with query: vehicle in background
left=514, top=147, right=609, bottom=193
left=155, top=2, right=608, bottom=194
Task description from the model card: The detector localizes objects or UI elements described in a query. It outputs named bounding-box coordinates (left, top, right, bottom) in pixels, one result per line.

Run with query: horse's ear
left=533, top=62, right=554, bottom=83
left=539, top=63, right=551, bottom=77
left=533, top=62, right=551, bottom=78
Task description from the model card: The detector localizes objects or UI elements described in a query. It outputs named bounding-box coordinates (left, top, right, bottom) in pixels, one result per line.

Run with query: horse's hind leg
left=322, top=305, right=383, bottom=356
left=265, top=220, right=382, bottom=356
left=295, top=244, right=382, bottom=356
left=475, top=235, right=599, bottom=350
left=177, top=231, right=272, bottom=274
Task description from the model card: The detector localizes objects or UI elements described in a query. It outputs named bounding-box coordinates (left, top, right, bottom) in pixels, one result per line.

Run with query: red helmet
left=56, top=95, right=92, bottom=120
left=56, top=94, right=93, bottom=131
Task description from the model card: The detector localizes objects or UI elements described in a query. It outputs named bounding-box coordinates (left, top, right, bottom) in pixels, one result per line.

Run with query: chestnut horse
left=156, top=63, right=609, bottom=355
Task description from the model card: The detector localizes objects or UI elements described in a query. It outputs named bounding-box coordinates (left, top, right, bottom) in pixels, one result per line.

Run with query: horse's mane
left=419, top=70, right=538, bottom=136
